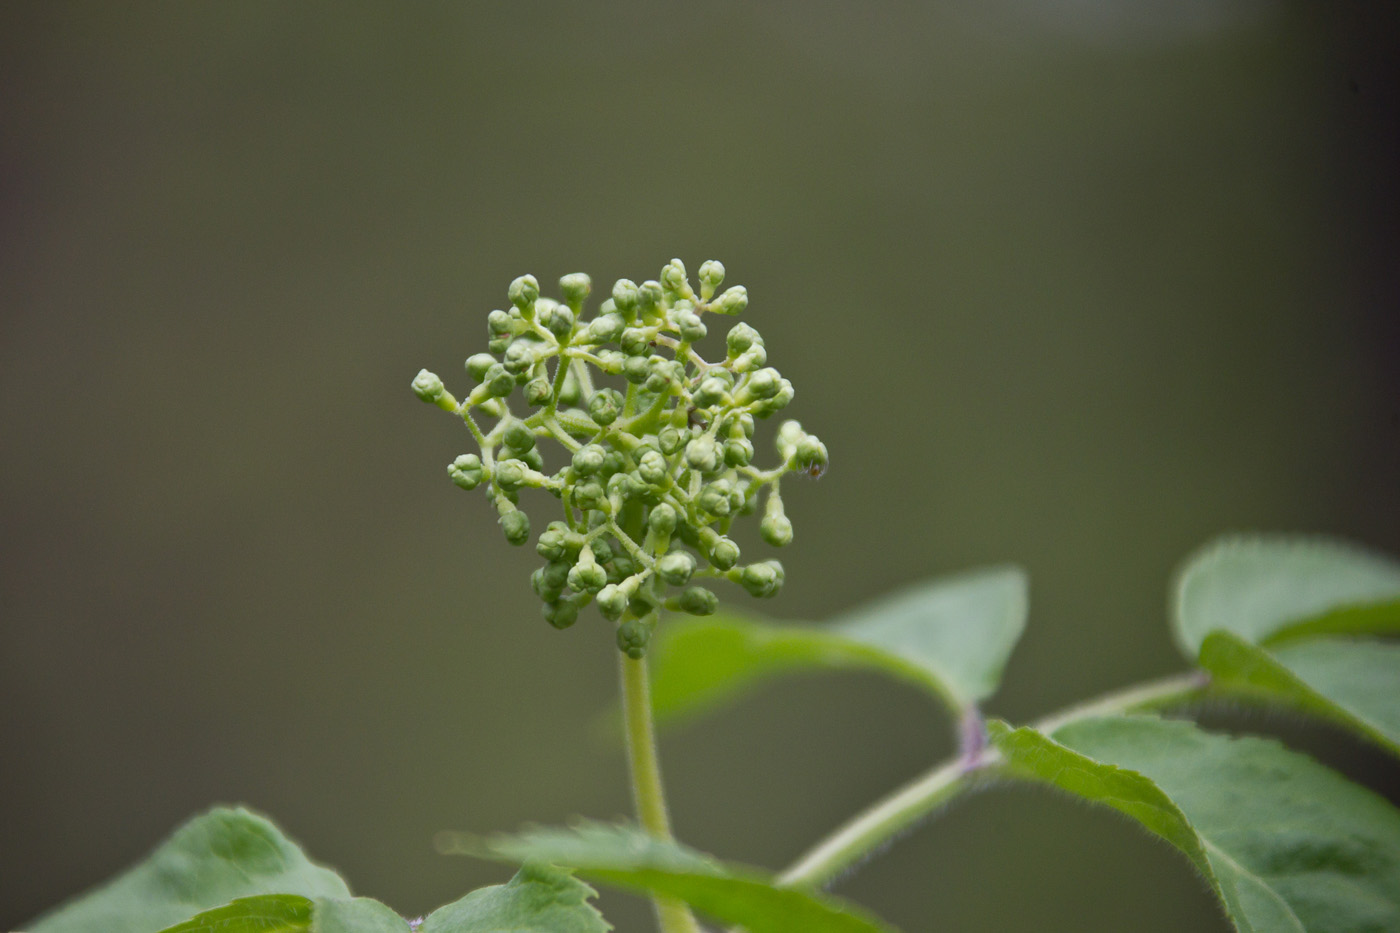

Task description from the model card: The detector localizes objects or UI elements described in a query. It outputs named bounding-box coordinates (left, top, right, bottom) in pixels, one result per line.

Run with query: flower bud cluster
left=413, top=259, right=825, bottom=657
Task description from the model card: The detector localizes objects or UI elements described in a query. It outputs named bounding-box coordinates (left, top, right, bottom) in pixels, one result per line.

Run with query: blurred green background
left=3, top=3, right=1398, bottom=930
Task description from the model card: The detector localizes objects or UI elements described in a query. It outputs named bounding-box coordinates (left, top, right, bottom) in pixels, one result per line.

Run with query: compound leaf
left=442, top=821, right=896, bottom=933
left=1173, top=536, right=1400, bottom=757
left=1173, top=535, right=1400, bottom=655
left=651, top=565, right=1027, bottom=722
left=1200, top=632, right=1400, bottom=757
left=29, top=807, right=352, bottom=933
left=993, top=715, right=1400, bottom=932
left=419, top=866, right=609, bottom=933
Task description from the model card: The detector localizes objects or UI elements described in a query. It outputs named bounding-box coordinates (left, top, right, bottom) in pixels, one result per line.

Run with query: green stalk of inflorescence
left=412, top=259, right=827, bottom=657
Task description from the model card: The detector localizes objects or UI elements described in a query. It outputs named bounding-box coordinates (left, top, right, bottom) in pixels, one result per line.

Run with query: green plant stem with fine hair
left=620, top=652, right=702, bottom=933
left=777, top=671, right=1210, bottom=890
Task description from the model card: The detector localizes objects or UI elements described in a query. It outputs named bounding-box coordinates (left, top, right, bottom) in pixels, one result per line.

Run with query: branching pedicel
left=412, top=259, right=826, bottom=658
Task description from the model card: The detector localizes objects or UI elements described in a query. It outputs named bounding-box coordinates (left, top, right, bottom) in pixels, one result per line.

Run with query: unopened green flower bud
left=735, top=559, right=784, bottom=598
left=685, top=436, right=720, bottom=474
left=588, top=313, right=626, bottom=344
left=760, top=494, right=792, bottom=546
left=500, top=509, right=530, bottom=546
left=637, top=281, right=664, bottom=317
left=612, top=279, right=640, bottom=318
left=698, top=260, right=725, bottom=300
left=488, top=309, right=515, bottom=337
left=727, top=322, right=763, bottom=355
left=724, top=437, right=754, bottom=468
left=543, top=598, right=579, bottom=630
left=617, top=618, right=652, bottom=658
left=699, top=527, right=741, bottom=570
left=503, top=339, right=539, bottom=374
left=572, top=444, right=607, bottom=475
left=521, top=447, right=545, bottom=471
left=503, top=420, right=536, bottom=452
left=559, top=272, right=591, bottom=310
left=739, top=367, right=782, bottom=402
left=536, top=525, right=570, bottom=561
left=694, top=376, right=730, bottom=407
left=638, top=450, right=669, bottom=485
left=648, top=502, right=678, bottom=535
left=609, top=554, right=638, bottom=581
left=495, top=458, right=530, bottom=491
left=591, top=538, right=614, bottom=564
left=753, top=379, right=794, bottom=417
left=509, top=274, right=540, bottom=312
left=661, top=258, right=691, bottom=299
left=596, top=583, right=628, bottom=621
left=671, top=308, right=706, bottom=342
left=658, top=425, right=691, bottom=455
left=710, top=285, right=748, bottom=316
left=538, top=300, right=575, bottom=337
left=525, top=376, right=552, bottom=406
left=644, top=363, right=674, bottom=394
left=776, top=420, right=806, bottom=458
left=623, top=354, right=651, bottom=384
left=574, top=480, right=606, bottom=512
left=466, top=353, right=497, bottom=382
left=568, top=547, right=607, bottom=593
left=656, top=550, right=696, bottom=586
left=484, top=363, right=515, bottom=398
left=621, top=327, right=651, bottom=357
left=600, top=450, right=626, bottom=476
left=677, top=585, right=719, bottom=616
left=795, top=435, right=829, bottom=477
left=733, top=345, right=767, bottom=373
left=697, top=481, right=732, bottom=516
left=587, top=388, right=623, bottom=426
left=531, top=566, right=565, bottom=602
left=412, top=369, right=456, bottom=411
left=448, top=454, right=484, bottom=490
left=540, top=557, right=572, bottom=589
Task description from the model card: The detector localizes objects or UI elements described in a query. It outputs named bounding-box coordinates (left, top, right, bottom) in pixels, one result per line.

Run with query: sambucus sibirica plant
left=25, top=257, right=1400, bottom=933
left=411, top=259, right=825, bottom=660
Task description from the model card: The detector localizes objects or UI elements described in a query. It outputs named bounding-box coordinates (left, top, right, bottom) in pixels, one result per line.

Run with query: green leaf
left=1173, top=535, right=1400, bottom=655
left=153, top=896, right=313, bottom=933
left=29, top=807, right=352, bottom=933
left=993, top=716, right=1400, bottom=932
left=651, top=565, right=1027, bottom=721
left=153, top=895, right=409, bottom=933
left=442, top=822, right=897, bottom=933
left=419, top=866, right=609, bottom=933
left=309, top=898, right=411, bottom=933
left=1200, top=632, right=1400, bottom=756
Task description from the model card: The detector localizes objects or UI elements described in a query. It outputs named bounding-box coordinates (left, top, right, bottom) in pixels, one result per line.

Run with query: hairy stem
left=776, top=671, right=1209, bottom=890
left=620, top=652, right=702, bottom=933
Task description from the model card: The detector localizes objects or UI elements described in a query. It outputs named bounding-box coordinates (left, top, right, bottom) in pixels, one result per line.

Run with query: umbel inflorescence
left=412, top=259, right=826, bottom=658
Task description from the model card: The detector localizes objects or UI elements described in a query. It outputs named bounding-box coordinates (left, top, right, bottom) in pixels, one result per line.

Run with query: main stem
left=620, top=652, right=702, bottom=933
left=776, top=671, right=1208, bottom=890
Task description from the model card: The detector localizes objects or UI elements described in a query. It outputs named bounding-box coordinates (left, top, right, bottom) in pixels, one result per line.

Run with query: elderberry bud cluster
left=413, top=259, right=825, bottom=657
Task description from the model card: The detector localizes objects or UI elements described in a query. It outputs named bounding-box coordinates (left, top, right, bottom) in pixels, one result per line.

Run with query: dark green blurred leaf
left=29, top=808, right=352, bottom=933
left=993, top=716, right=1400, bottom=932
left=650, top=566, right=1027, bottom=723
left=442, top=821, right=895, bottom=933
left=1173, top=535, right=1400, bottom=654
